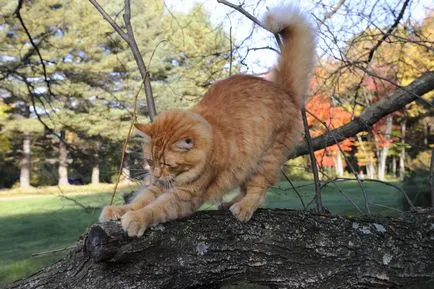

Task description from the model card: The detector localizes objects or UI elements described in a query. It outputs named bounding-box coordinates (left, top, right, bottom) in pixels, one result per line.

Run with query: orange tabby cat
left=99, top=6, right=315, bottom=237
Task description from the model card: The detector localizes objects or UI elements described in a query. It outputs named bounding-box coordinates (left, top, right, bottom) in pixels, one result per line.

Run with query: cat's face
left=135, top=110, right=212, bottom=187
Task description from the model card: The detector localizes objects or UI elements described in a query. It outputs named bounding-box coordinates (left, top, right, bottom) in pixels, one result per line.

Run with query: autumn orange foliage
left=306, top=94, right=353, bottom=168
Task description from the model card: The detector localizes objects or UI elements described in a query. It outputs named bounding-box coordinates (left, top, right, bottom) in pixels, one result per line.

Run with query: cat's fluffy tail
left=264, top=7, right=316, bottom=107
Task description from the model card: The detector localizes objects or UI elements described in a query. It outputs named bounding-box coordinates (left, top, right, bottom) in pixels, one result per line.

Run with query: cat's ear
left=134, top=123, right=151, bottom=143
left=175, top=137, right=193, bottom=151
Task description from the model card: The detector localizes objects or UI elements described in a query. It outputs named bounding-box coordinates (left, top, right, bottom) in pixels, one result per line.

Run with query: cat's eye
left=175, top=137, right=193, bottom=151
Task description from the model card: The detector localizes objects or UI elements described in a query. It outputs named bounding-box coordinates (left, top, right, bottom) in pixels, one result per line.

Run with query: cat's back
left=193, top=74, right=297, bottom=123
left=198, top=74, right=288, bottom=107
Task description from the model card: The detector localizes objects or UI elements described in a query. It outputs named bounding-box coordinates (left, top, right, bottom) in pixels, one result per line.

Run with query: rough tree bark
left=8, top=209, right=434, bottom=289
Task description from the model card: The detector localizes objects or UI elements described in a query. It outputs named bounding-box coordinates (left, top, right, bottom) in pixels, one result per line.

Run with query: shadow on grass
left=0, top=207, right=100, bottom=286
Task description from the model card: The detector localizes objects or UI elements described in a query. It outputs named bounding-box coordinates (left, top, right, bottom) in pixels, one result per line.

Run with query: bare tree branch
left=321, top=0, right=347, bottom=23
left=88, top=0, right=129, bottom=41
left=365, top=0, right=410, bottom=65
left=89, top=0, right=157, bottom=121
left=301, top=107, right=324, bottom=213
left=217, top=0, right=282, bottom=48
left=289, top=71, right=434, bottom=159
left=14, top=0, right=55, bottom=99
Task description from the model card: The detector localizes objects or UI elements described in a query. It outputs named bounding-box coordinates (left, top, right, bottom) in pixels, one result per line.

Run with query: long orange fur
left=99, top=6, right=316, bottom=237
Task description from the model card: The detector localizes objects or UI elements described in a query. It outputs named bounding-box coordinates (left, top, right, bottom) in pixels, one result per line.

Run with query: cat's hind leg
left=99, top=184, right=162, bottom=222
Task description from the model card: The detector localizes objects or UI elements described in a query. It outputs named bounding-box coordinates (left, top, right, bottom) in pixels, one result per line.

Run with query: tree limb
left=8, top=209, right=434, bottom=289
left=289, top=70, right=434, bottom=159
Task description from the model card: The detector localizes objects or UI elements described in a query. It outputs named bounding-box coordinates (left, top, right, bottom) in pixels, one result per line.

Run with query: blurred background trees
left=0, top=0, right=232, bottom=188
left=0, top=0, right=432, bottom=209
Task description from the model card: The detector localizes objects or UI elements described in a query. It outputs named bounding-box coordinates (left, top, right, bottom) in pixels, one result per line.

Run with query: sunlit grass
left=0, top=182, right=138, bottom=198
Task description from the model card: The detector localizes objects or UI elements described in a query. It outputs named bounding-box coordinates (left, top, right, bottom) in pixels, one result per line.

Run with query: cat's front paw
left=121, top=210, right=151, bottom=237
left=230, top=202, right=254, bottom=222
left=99, top=205, right=125, bottom=223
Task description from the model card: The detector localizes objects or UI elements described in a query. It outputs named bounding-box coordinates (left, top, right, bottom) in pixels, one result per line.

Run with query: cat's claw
left=121, top=211, right=150, bottom=237
left=230, top=202, right=254, bottom=222
left=99, top=205, right=123, bottom=223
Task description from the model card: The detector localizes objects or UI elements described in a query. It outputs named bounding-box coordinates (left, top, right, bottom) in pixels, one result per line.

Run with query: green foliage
left=0, top=101, right=11, bottom=152
left=0, top=0, right=233, bottom=188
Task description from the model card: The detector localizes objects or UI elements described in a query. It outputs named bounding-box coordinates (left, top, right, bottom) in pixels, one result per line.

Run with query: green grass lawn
left=0, top=184, right=131, bottom=287
left=0, top=180, right=404, bottom=287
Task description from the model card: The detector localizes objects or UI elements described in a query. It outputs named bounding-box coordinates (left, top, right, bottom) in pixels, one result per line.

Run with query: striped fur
left=99, top=7, right=316, bottom=237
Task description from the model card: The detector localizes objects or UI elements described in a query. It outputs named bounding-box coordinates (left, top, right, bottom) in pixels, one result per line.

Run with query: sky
left=164, top=0, right=433, bottom=73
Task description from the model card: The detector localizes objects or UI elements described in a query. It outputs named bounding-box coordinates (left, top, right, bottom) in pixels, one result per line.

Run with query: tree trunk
left=378, top=116, right=393, bottom=181
left=8, top=209, right=434, bottom=289
left=430, top=148, right=434, bottom=208
left=58, top=131, right=69, bottom=186
left=391, top=155, right=396, bottom=176
left=91, top=165, right=100, bottom=185
left=361, top=134, right=377, bottom=179
left=335, top=150, right=344, bottom=177
left=91, top=142, right=100, bottom=185
left=399, top=119, right=406, bottom=181
left=366, top=162, right=375, bottom=179
left=19, top=134, right=31, bottom=188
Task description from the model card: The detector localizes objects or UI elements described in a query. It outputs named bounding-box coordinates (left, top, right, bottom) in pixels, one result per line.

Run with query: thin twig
left=14, top=0, right=55, bottom=99
left=369, top=202, right=403, bottom=214
left=56, top=185, right=98, bottom=213
left=365, top=0, right=410, bottom=65
left=306, top=108, right=371, bottom=214
left=32, top=245, right=77, bottom=257
left=229, top=24, right=233, bottom=76
left=110, top=82, right=142, bottom=205
left=216, top=0, right=282, bottom=48
left=301, top=107, right=323, bottom=213
left=88, top=0, right=129, bottom=41
left=321, top=0, right=347, bottom=23
left=280, top=168, right=306, bottom=210
left=429, top=148, right=434, bottom=207
left=89, top=0, right=157, bottom=121
left=319, top=171, right=363, bottom=214
left=323, top=177, right=414, bottom=210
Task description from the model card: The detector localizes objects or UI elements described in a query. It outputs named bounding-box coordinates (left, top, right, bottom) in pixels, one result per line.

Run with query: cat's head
left=134, top=110, right=212, bottom=187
